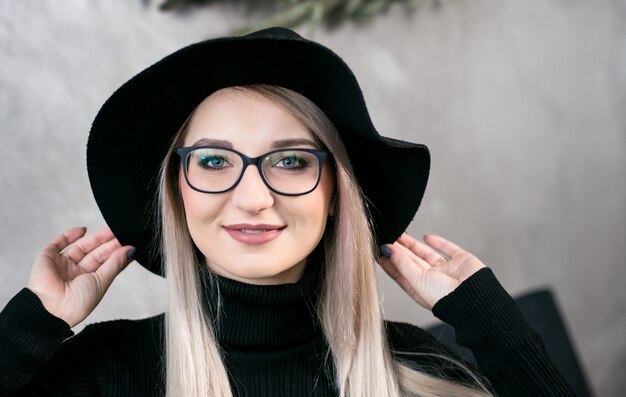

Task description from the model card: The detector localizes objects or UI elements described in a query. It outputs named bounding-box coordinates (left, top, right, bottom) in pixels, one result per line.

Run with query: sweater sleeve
left=0, top=288, right=74, bottom=395
left=0, top=288, right=164, bottom=397
left=432, top=268, right=576, bottom=397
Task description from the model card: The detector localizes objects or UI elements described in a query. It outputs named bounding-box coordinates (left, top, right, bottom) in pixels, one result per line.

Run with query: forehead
left=183, top=88, right=317, bottom=153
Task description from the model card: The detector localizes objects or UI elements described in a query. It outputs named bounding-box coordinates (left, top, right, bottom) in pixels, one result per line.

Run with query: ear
left=328, top=192, right=337, bottom=217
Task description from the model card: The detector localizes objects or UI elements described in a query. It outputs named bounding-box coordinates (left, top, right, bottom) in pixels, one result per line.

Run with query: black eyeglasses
left=175, top=146, right=330, bottom=196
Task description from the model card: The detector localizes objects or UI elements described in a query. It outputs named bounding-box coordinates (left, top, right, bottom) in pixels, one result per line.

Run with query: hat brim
left=87, top=28, right=429, bottom=276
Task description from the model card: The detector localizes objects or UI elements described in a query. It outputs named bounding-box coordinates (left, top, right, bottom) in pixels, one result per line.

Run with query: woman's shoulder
left=42, top=313, right=166, bottom=393
left=2, top=288, right=164, bottom=365
left=79, top=313, right=165, bottom=339
left=384, top=320, right=445, bottom=353
left=384, top=320, right=482, bottom=384
left=68, top=312, right=165, bottom=355
left=0, top=289, right=166, bottom=394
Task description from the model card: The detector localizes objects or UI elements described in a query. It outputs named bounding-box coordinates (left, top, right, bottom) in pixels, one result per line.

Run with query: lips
left=223, top=224, right=286, bottom=245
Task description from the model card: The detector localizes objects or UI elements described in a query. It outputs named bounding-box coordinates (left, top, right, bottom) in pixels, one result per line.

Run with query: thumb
left=95, top=246, right=136, bottom=288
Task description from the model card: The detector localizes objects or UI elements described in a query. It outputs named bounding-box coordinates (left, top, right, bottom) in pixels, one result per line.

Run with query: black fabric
left=0, top=268, right=576, bottom=397
left=86, top=27, right=430, bottom=276
left=426, top=289, right=593, bottom=397
left=432, top=269, right=579, bottom=396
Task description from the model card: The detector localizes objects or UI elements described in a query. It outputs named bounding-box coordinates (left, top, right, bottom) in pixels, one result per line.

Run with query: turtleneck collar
left=199, top=252, right=324, bottom=352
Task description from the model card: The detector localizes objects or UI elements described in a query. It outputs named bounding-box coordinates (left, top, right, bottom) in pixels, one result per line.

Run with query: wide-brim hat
left=87, top=27, right=430, bottom=276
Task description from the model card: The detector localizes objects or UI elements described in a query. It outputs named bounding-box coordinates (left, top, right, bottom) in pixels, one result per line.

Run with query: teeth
left=240, top=229, right=269, bottom=234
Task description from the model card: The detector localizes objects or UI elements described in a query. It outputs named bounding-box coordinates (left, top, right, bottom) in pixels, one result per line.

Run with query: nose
left=230, top=165, right=274, bottom=214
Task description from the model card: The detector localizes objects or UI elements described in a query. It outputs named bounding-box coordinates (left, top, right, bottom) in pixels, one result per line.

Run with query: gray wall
left=1, top=1, right=624, bottom=395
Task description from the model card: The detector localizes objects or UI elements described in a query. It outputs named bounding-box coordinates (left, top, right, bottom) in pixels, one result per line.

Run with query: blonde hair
left=157, top=85, right=494, bottom=396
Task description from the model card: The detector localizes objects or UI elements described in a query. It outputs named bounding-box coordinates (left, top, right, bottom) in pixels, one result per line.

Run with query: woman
left=0, top=27, right=574, bottom=396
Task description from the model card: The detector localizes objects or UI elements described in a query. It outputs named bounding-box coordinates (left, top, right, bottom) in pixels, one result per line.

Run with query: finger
left=76, top=238, right=123, bottom=273
left=60, top=227, right=115, bottom=264
left=94, top=246, right=135, bottom=289
left=423, top=233, right=464, bottom=259
left=45, top=227, right=88, bottom=254
left=382, top=243, right=432, bottom=305
left=379, top=257, right=429, bottom=308
left=389, top=241, right=432, bottom=271
left=379, top=247, right=409, bottom=280
left=398, top=233, right=447, bottom=267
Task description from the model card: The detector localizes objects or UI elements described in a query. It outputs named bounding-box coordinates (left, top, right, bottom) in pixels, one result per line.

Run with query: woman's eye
left=273, top=154, right=308, bottom=169
left=197, top=155, right=230, bottom=170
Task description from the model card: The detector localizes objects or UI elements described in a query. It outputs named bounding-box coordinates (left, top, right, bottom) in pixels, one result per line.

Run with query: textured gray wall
left=1, top=1, right=624, bottom=395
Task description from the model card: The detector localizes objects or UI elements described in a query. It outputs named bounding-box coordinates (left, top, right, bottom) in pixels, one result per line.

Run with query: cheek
left=179, top=173, right=196, bottom=215
left=292, top=172, right=334, bottom=226
left=179, top=178, right=194, bottom=210
left=179, top=172, right=222, bottom=227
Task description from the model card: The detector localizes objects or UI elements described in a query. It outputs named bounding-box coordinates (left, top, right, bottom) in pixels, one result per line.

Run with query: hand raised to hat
left=379, top=233, right=486, bottom=310
left=26, top=227, right=135, bottom=328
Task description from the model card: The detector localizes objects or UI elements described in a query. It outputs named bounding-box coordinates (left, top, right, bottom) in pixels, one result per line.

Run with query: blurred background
left=1, top=0, right=624, bottom=395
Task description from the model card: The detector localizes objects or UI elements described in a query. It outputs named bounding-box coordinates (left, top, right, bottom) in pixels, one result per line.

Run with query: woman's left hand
left=379, top=233, right=486, bottom=310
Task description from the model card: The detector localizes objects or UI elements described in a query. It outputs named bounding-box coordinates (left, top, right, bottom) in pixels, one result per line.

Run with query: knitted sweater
left=0, top=265, right=575, bottom=396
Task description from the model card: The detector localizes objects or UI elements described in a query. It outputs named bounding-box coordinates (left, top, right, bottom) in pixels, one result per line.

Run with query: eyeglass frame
left=174, top=146, right=331, bottom=197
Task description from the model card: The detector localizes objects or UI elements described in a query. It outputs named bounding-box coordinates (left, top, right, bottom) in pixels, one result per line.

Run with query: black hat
left=87, top=27, right=430, bottom=276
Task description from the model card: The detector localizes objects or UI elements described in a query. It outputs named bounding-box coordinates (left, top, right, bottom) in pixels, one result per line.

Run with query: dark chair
left=425, top=288, right=593, bottom=397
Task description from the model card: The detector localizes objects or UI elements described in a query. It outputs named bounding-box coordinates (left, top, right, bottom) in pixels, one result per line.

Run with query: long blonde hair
left=157, top=85, right=493, bottom=396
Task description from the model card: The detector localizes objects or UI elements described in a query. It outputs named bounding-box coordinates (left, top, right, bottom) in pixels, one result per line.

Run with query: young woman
left=0, top=27, right=575, bottom=396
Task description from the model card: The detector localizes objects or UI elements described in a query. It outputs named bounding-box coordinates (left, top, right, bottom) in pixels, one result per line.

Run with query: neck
left=199, top=251, right=324, bottom=350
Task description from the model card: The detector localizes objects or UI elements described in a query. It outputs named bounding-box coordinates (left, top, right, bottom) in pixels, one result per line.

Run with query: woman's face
left=180, top=88, right=335, bottom=285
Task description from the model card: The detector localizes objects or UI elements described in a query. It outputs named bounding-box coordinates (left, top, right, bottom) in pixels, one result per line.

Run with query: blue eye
left=197, top=154, right=229, bottom=170
left=274, top=154, right=308, bottom=169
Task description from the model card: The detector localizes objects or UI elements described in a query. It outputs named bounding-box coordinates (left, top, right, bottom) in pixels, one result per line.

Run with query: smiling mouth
left=222, top=224, right=287, bottom=244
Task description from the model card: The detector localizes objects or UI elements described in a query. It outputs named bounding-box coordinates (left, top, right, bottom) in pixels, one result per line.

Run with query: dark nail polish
left=126, top=247, right=137, bottom=260
left=379, top=245, right=392, bottom=258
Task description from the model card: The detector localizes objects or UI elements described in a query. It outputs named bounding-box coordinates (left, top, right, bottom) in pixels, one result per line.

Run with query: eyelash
left=197, top=155, right=230, bottom=169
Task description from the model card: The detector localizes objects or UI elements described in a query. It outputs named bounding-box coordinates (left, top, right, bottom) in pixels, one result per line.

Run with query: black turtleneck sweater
left=0, top=262, right=575, bottom=396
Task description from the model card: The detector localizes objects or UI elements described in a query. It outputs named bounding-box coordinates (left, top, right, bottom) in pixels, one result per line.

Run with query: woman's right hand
left=26, top=227, right=135, bottom=328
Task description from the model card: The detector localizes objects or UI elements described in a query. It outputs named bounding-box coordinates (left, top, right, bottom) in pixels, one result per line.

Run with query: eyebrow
left=270, top=138, right=319, bottom=149
left=190, top=138, right=319, bottom=149
left=191, top=138, right=233, bottom=148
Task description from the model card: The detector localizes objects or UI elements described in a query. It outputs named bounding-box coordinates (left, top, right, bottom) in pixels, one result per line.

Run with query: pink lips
left=223, top=223, right=286, bottom=245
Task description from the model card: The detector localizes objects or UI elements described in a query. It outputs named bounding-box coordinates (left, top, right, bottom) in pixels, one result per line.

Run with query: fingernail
left=379, top=245, right=392, bottom=258
left=126, top=247, right=137, bottom=260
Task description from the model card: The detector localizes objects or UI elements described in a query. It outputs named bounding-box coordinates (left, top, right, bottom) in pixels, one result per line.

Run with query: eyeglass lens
left=185, top=148, right=321, bottom=194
